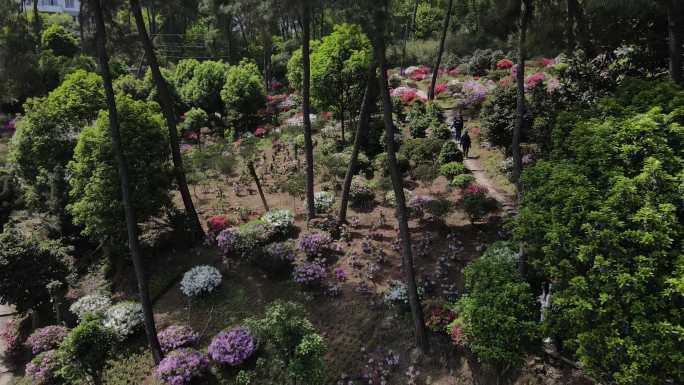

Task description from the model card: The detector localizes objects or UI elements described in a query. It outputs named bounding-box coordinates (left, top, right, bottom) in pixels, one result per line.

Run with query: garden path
left=444, top=109, right=517, bottom=215
left=0, top=305, right=15, bottom=385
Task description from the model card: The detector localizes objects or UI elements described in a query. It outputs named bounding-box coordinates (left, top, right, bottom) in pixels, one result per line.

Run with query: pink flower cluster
left=155, top=349, right=209, bottom=385
left=157, top=325, right=199, bottom=353
left=25, top=325, right=69, bottom=355
left=434, top=83, right=448, bottom=95
left=207, top=215, right=230, bottom=235
left=254, top=127, right=268, bottom=137
left=496, top=59, right=514, bottom=69
left=541, top=58, right=555, bottom=67
left=525, top=72, right=546, bottom=90
left=448, top=67, right=460, bottom=77
left=409, top=66, right=430, bottom=81
left=26, top=350, right=60, bottom=384
left=465, top=183, right=489, bottom=195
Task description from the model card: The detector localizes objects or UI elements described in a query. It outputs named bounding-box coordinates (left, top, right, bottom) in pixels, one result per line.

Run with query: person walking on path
left=451, top=113, right=464, bottom=142
left=461, top=130, right=471, bottom=158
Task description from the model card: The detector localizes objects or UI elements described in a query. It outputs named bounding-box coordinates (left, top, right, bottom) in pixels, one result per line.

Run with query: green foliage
left=399, top=138, right=443, bottom=165
left=113, top=74, right=150, bottom=101
left=407, top=102, right=444, bottom=139
left=58, top=316, right=114, bottom=384
left=514, top=82, right=684, bottom=385
left=450, top=174, right=476, bottom=189
left=454, top=243, right=538, bottom=372
left=439, top=162, right=466, bottom=179
left=438, top=141, right=463, bottom=165
left=41, top=24, right=79, bottom=57
left=244, top=301, right=326, bottom=385
left=461, top=186, right=498, bottom=223
left=178, top=60, right=230, bottom=115
left=0, top=169, right=21, bottom=231
left=10, top=70, right=104, bottom=213
left=412, top=163, right=439, bottom=185
left=373, top=151, right=409, bottom=177
left=0, top=229, right=70, bottom=314
left=67, top=95, right=172, bottom=242
left=466, top=49, right=504, bottom=76
left=414, top=2, right=442, bottom=38
left=481, top=84, right=517, bottom=153
left=182, top=107, right=209, bottom=133
left=222, top=60, right=267, bottom=133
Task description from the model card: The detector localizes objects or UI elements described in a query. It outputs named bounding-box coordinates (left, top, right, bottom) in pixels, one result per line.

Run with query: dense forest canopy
left=0, top=0, right=682, bottom=385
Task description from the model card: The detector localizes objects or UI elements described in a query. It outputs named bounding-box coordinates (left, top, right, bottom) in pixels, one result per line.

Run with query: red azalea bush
left=254, top=127, right=267, bottom=137
left=541, top=57, right=555, bottom=67
left=207, top=215, right=231, bottom=237
left=434, top=83, right=448, bottom=95
left=496, top=59, right=514, bottom=69
left=525, top=72, right=546, bottom=89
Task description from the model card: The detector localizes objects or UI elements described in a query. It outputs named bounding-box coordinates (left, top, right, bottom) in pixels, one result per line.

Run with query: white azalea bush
left=180, top=265, right=222, bottom=298
left=69, top=294, right=112, bottom=321
left=261, top=209, right=295, bottom=236
left=313, top=191, right=335, bottom=214
left=103, top=301, right=144, bottom=339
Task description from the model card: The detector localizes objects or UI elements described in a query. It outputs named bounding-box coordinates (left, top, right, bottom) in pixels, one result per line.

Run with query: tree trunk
left=574, top=0, right=591, bottom=57
left=411, top=0, right=420, bottom=36
left=513, top=0, right=531, bottom=278
left=248, top=162, right=269, bottom=212
left=90, top=0, right=163, bottom=365
left=339, top=63, right=378, bottom=223
left=668, top=0, right=683, bottom=85
left=129, top=0, right=205, bottom=242
left=374, top=21, right=428, bottom=352
left=302, top=0, right=316, bottom=221
left=340, top=112, right=345, bottom=144
left=565, top=0, right=577, bottom=52
left=428, top=0, right=453, bottom=100
left=263, top=32, right=273, bottom=91
left=32, top=0, right=41, bottom=40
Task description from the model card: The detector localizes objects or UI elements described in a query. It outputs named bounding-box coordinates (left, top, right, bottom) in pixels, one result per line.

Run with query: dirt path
left=444, top=109, right=517, bottom=214
left=0, top=305, right=15, bottom=385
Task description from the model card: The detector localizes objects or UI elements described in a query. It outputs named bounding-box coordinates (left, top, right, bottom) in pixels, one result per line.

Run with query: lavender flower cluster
left=208, top=326, right=257, bottom=366
left=25, top=325, right=69, bottom=355
left=157, top=325, right=200, bottom=353
left=298, top=232, right=334, bottom=258
left=293, top=260, right=328, bottom=287
left=154, top=348, right=209, bottom=385
left=26, top=350, right=60, bottom=385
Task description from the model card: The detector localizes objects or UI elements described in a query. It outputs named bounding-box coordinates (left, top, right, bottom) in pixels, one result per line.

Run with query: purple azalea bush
left=25, top=350, right=60, bottom=384
left=154, top=348, right=209, bottom=385
left=157, top=325, right=200, bottom=353
left=25, top=325, right=69, bottom=355
left=208, top=326, right=257, bottom=366
left=298, top=232, right=334, bottom=258
left=293, top=260, right=328, bottom=287
left=216, top=227, right=240, bottom=255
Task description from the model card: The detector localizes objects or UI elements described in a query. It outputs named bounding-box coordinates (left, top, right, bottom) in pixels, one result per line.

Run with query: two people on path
left=451, top=112, right=471, bottom=158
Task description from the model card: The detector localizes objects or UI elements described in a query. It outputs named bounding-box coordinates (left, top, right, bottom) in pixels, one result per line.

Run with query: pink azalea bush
left=541, top=57, right=555, bottom=67
left=208, top=326, right=257, bottom=366
left=154, top=348, right=209, bottom=385
left=25, top=350, right=60, bottom=384
left=434, top=83, right=448, bottom=95
left=157, top=325, right=200, bottom=353
left=496, top=59, right=514, bottom=69
left=207, top=215, right=230, bottom=236
left=525, top=72, right=546, bottom=90
left=254, top=127, right=267, bottom=137
left=25, top=325, right=69, bottom=355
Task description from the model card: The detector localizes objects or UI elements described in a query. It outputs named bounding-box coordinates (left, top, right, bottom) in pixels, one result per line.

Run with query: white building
left=24, top=0, right=80, bottom=17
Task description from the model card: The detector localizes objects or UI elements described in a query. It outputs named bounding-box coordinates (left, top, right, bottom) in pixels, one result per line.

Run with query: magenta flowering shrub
left=154, top=348, right=209, bottom=385
left=434, top=83, right=448, bottom=95
left=298, top=232, right=335, bottom=258
left=26, top=325, right=69, bottom=355
left=157, top=325, right=200, bottom=353
left=208, top=326, right=257, bottom=366
left=496, top=59, right=514, bottom=69
left=216, top=227, right=240, bottom=255
left=524, top=72, right=546, bottom=90
left=0, top=318, right=23, bottom=360
left=293, top=260, right=328, bottom=287
left=25, top=349, right=60, bottom=384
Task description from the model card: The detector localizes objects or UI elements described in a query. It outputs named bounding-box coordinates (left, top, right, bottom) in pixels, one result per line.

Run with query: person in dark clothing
left=451, top=114, right=464, bottom=142
left=461, top=130, right=471, bottom=158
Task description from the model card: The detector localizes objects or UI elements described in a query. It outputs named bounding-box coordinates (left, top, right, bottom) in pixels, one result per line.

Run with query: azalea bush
left=298, top=232, right=335, bottom=258
left=349, top=176, right=375, bottom=207
left=69, top=294, right=112, bottom=321
left=26, top=325, right=69, bottom=355
left=450, top=174, right=476, bottom=189
left=460, top=184, right=498, bottom=223
left=458, top=80, right=489, bottom=110
left=103, top=302, right=144, bottom=339
left=217, top=220, right=275, bottom=258
left=180, top=265, right=222, bottom=298
left=293, top=260, right=328, bottom=288
left=261, top=209, right=295, bottom=237
left=25, top=349, right=61, bottom=385
left=154, top=348, right=209, bottom=385
left=157, top=325, right=200, bottom=353
left=383, top=280, right=423, bottom=310
left=438, top=141, right=463, bottom=165
left=384, top=188, right=413, bottom=208
left=313, top=191, right=335, bottom=214
left=209, top=326, right=257, bottom=366
left=257, top=241, right=296, bottom=274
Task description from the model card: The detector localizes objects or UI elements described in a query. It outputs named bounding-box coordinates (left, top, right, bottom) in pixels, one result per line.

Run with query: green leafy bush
left=178, top=60, right=230, bottom=115
left=222, top=60, right=267, bottom=134
left=450, top=174, right=476, bottom=189
left=453, top=243, right=538, bottom=374
left=57, top=316, right=114, bottom=385
left=430, top=124, right=452, bottom=141
left=181, top=107, right=209, bottom=133
left=460, top=184, right=498, bottom=223
left=349, top=175, right=375, bottom=207
left=67, top=95, right=172, bottom=242
left=113, top=74, right=150, bottom=101
left=41, top=24, right=78, bottom=57
left=438, top=141, right=463, bottom=165
left=439, top=162, right=466, bottom=179
left=481, top=84, right=518, bottom=153
left=373, top=151, right=409, bottom=177
left=399, top=138, right=443, bottom=165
